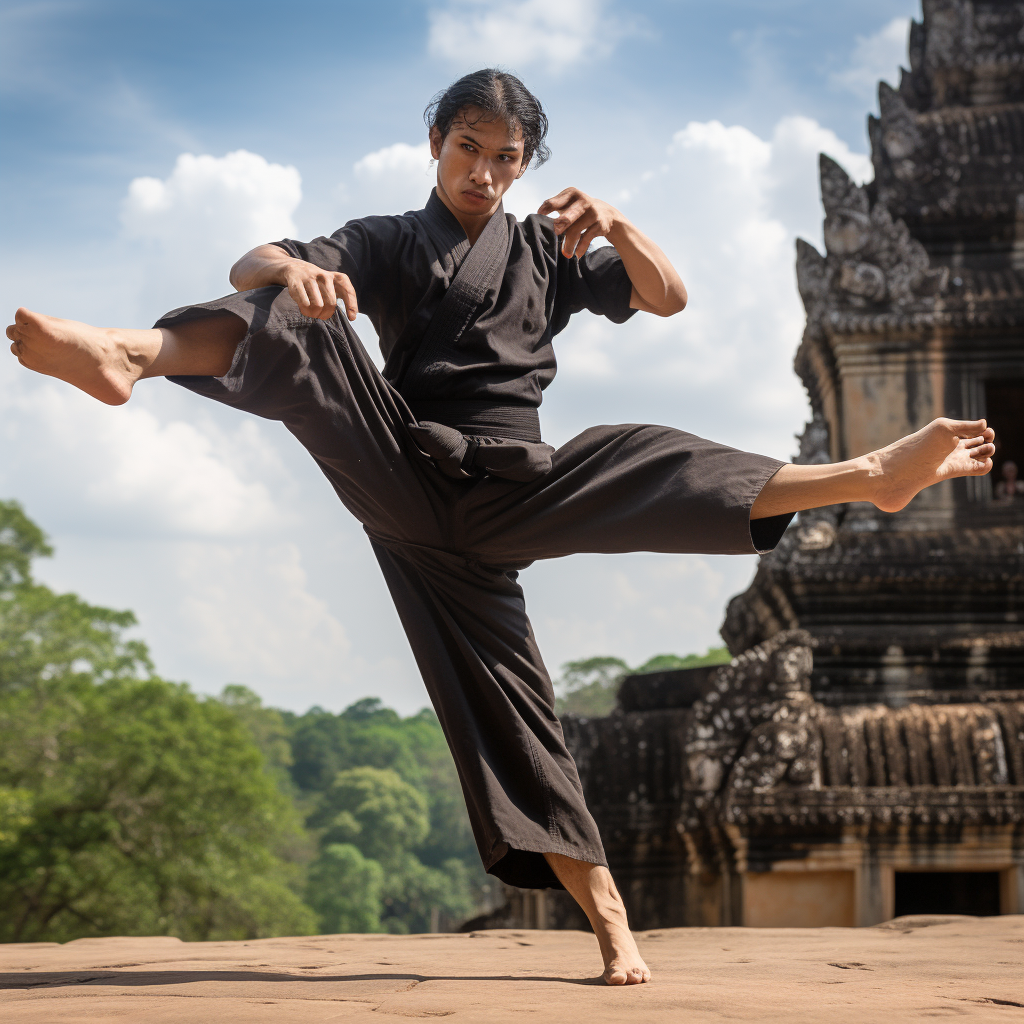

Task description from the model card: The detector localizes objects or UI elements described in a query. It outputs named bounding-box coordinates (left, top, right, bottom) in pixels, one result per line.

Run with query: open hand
left=284, top=261, right=358, bottom=321
left=538, top=187, right=623, bottom=259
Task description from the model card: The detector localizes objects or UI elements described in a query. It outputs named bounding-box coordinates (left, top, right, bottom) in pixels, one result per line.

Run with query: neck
left=435, top=180, right=500, bottom=245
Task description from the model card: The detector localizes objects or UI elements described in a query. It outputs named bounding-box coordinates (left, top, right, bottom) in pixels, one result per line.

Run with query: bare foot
left=870, top=417, right=995, bottom=513
left=7, top=307, right=151, bottom=405
left=541, top=853, right=650, bottom=985
left=593, top=900, right=651, bottom=986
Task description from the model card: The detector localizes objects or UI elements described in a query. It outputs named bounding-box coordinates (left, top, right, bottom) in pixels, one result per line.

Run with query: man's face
left=430, top=107, right=526, bottom=218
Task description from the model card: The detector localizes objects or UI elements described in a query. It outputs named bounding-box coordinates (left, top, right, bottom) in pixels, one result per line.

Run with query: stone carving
left=898, top=1, right=1024, bottom=110
left=793, top=410, right=830, bottom=466
left=799, top=155, right=948, bottom=312
left=684, top=630, right=814, bottom=802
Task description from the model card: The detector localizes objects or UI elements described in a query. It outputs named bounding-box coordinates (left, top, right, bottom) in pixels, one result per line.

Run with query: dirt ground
left=1, top=915, right=1021, bottom=1023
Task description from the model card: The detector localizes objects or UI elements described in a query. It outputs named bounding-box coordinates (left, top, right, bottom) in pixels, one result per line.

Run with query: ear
left=429, top=126, right=443, bottom=161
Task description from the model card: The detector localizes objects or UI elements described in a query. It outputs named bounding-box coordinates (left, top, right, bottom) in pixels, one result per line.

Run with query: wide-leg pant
left=157, top=286, right=792, bottom=889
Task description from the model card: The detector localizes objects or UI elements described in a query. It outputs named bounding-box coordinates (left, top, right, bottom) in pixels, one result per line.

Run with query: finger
left=960, top=433, right=987, bottom=448
left=317, top=275, right=338, bottom=320
left=561, top=211, right=597, bottom=257
left=288, top=280, right=312, bottom=315
left=552, top=198, right=591, bottom=237
left=572, top=223, right=602, bottom=258
left=538, top=188, right=577, bottom=215
left=335, top=274, right=359, bottom=320
left=304, top=280, right=326, bottom=318
left=970, top=443, right=996, bottom=461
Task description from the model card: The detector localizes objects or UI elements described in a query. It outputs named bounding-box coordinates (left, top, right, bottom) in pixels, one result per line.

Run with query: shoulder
left=329, top=212, right=421, bottom=247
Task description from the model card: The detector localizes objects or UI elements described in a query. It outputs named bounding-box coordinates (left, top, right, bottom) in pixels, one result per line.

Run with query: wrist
left=605, top=213, right=632, bottom=247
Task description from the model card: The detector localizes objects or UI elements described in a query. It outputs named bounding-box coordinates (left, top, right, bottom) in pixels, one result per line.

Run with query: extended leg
left=543, top=853, right=650, bottom=985
left=6, top=307, right=244, bottom=405
left=751, top=417, right=996, bottom=518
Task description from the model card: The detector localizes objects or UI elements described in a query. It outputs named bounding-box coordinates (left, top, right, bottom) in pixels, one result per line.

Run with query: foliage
left=554, top=656, right=631, bottom=716
left=0, top=500, right=315, bottom=943
left=634, top=647, right=732, bottom=672
left=294, top=711, right=483, bottom=934
left=554, top=647, right=733, bottom=716
left=0, top=497, right=736, bottom=942
left=306, top=843, right=384, bottom=933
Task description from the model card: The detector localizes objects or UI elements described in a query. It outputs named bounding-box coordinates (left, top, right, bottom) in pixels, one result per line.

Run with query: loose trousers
left=158, top=286, right=792, bottom=888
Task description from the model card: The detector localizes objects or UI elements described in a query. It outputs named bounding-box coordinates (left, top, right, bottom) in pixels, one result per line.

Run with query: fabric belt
left=406, top=400, right=541, bottom=443
left=405, top=411, right=554, bottom=484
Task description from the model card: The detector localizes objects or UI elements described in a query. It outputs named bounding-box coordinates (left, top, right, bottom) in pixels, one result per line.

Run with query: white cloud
left=175, top=541, right=352, bottom=682
left=350, top=142, right=436, bottom=219
left=830, top=17, right=910, bottom=101
left=541, top=114, right=871, bottom=459
left=121, top=149, right=301, bottom=318
left=0, top=381, right=288, bottom=539
left=526, top=553, right=756, bottom=671
left=427, top=0, right=628, bottom=71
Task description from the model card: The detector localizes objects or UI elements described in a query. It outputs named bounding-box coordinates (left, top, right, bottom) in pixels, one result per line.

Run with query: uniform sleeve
left=577, top=246, right=637, bottom=322
left=271, top=215, right=413, bottom=315
left=551, top=240, right=638, bottom=331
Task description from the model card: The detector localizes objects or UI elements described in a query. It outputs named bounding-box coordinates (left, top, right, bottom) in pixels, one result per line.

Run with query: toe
left=944, top=417, right=986, bottom=436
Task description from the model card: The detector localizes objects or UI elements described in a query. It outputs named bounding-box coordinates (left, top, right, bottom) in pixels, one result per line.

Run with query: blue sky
left=2, top=0, right=918, bottom=713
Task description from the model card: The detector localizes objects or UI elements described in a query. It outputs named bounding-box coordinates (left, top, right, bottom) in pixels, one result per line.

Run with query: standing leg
left=543, top=853, right=650, bottom=985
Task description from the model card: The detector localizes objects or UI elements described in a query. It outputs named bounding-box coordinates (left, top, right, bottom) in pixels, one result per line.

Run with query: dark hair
left=424, top=69, right=550, bottom=169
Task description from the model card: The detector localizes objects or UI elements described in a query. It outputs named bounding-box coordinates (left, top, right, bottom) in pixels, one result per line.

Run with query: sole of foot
left=7, top=307, right=140, bottom=405
left=871, top=417, right=995, bottom=513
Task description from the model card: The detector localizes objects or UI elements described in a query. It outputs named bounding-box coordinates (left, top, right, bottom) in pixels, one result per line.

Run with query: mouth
left=462, top=188, right=494, bottom=204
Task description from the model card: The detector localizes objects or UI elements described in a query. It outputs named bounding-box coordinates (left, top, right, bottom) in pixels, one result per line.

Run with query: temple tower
left=526, top=1, right=1024, bottom=933
left=725, top=0, right=1024, bottom=703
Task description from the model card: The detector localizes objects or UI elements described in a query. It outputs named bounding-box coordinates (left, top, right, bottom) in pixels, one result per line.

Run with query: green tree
left=0, top=500, right=316, bottom=943
left=306, top=843, right=384, bottom=933
left=633, top=647, right=732, bottom=672
left=309, top=766, right=430, bottom=863
left=554, top=656, right=631, bottom=716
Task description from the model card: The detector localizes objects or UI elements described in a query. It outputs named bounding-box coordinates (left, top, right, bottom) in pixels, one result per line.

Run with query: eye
left=461, top=143, right=476, bottom=153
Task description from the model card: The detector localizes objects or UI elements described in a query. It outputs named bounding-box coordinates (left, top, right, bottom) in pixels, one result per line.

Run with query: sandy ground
left=1, top=916, right=1021, bottom=1023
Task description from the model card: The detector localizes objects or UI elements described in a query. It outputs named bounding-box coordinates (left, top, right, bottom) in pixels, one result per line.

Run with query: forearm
left=229, top=244, right=301, bottom=292
left=607, top=220, right=687, bottom=316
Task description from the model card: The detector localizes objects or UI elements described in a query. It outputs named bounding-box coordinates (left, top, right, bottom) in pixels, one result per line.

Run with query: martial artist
left=7, top=69, right=995, bottom=986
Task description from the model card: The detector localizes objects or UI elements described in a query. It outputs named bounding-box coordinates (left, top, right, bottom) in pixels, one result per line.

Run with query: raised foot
left=6, top=307, right=142, bottom=405
left=871, top=417, right=996, bottom=513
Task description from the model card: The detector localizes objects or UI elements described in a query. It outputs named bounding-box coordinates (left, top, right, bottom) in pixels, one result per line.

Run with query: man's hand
left=282, top=261, right=359, bottom=322
left=538, top=187, right=688, bottom=317
left=229, top=244, right=358, bottom=322
left=538, top=187, right=623, bottom=259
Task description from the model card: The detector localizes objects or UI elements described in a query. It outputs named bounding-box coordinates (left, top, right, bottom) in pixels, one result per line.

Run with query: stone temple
left=476, top=0, right=1024, bottom=932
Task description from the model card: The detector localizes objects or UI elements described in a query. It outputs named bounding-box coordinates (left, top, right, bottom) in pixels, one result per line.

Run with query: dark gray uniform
left=157, top=191, right=792, bottom=889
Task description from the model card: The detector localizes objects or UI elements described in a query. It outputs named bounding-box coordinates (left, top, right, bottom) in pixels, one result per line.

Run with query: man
left=7, top=69, right=995, bottom=985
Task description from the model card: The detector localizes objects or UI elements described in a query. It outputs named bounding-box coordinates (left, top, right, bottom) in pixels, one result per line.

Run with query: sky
left=0, top=0, right=919, bottom=714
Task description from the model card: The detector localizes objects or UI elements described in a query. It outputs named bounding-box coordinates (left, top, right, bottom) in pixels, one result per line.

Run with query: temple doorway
left=984, top=380, right=1024, bottom=499
left=894, top=871, right=1002, bottom=917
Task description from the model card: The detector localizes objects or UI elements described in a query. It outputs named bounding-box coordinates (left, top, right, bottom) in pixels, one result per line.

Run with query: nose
left=469, top=158, right=492, bottom=186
